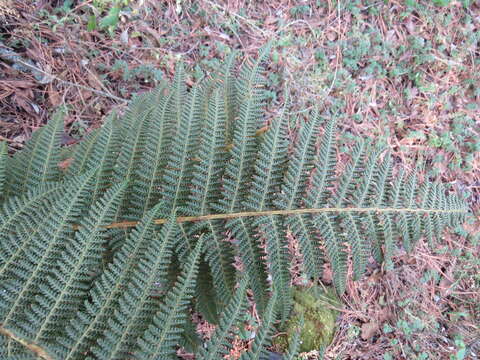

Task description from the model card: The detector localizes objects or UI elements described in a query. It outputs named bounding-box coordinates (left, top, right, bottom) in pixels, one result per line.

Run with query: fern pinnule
left=239, top=293, right=279, bottom=360
left=258, top=215, right=292, bottom=322
left=380, top=213, right=395, bottom=271
left=315, top=213, right=348, bottom=294
left=134, top=236, right=204, bottom=360
left=197, top=276, right=249, bottom=360
left=403, top=168, right=423, bottom=245
left=343, top=213, right=368, bottom=280
left=277, top=112, right=322, bottom=211
left=8, top=108, right=64, bottom=195
left=227, top=217, right=269, bottom=314
left=274, top=112, right=324, bottom=292
left=81, top=114, right=123, bottom=204
left=130, top=87, right=172, bottom=218
left=216, top=45, right=269, bottom=214
left=91, top=213, right=177, bottom=360
left=290, top=117, right=338, bottom=280
left=187, top=89, right=228, bottom=217
left=66, top=128, right=101, bottom=176
left=195, top=260, right=220, bottom=324
left=350, top=146, right=384, bottom=208
left=245, top=95, right=289, bottom=213
left=168, top=61, right=187, bottom=135
left=331, top=138, right=368, bottom=207
left=162, top=82, right=206, bottom=211
left=218, top=51, right=238, bottom=142
left=203, top=220, right=236, bottom=308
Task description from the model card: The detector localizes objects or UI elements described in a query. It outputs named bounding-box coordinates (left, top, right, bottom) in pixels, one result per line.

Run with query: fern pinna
left=0, top=46, right=468, bottom=360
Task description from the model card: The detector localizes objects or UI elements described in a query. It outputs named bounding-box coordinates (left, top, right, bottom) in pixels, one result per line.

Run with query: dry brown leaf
left=58, top=158, right=73, bottom=171
left=361, top=321, right=379, bottom=340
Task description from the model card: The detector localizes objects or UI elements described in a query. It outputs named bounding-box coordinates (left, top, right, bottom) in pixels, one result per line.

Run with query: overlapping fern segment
left=0, top=47, right=468, bottom=360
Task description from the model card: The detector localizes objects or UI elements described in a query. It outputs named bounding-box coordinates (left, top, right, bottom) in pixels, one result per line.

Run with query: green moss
left=273, top=285, right=341, bottom=353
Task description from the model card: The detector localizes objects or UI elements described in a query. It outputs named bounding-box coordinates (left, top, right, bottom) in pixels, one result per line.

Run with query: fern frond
left=315, top=213, right=348, bottom=294
left=216, top=46, right=269, bottom=213
left=52, top=203, right=167, bottom=360
left=197, top=276, right=249, bottom=360
left=203, top=221, right=236, bottom=307
left=219, top=51, right=237, bottom=142
left=66, top=128, right=101, bottom=176
left=257, top=215, right=292, bottom=322
left=239, top=293, right=278, bottom=360
left=162, top=82, right=206, bottom=210
left=0, top=141, right=6, bottom=201
left=16, top=182, right=127, bottom=346
left=0, top=50, right=469, bottom=360
left=130, top=86, right=172, bottom=218
left=227, top=218, right=269, bottom=313
left=91, top=212, right=178, bottom=360
left=134, top=236, right=204, bottom=360
left=8, top=108, right=64, bottom=194
left=0, top=169, right=98, bottom=332
left=0, top=184, right=63, bottom=267
left=186, top=89, right=228, bottom=216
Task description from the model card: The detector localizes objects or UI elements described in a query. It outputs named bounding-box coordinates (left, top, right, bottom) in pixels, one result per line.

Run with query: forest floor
left=1, top=1, right=479, bottom=359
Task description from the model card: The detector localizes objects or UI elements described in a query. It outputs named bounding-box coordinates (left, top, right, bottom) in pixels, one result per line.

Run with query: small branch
left=0, top=327, right=53, bottom=360
left=97, top=207, right=467, bottom=230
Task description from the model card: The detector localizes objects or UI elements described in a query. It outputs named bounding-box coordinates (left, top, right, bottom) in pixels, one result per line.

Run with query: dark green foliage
left=8, top=108, right=64, bottom=195
left=197, top=276, right=249, bottom=360
left=240, top=293, right=279, bottom=360
left=0, top=141, right=7, bottom=202
left=0, top=50, right=468, bottom=360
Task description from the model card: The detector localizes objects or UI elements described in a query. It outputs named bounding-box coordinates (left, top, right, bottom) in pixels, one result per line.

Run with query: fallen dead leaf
left=361, top=321, right=379, bottom=340
left=58, top=158, right=73, bottom=171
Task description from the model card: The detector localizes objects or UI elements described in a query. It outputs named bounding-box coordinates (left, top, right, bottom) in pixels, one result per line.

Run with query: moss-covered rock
left=273, top=285, right=341, bottom=353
